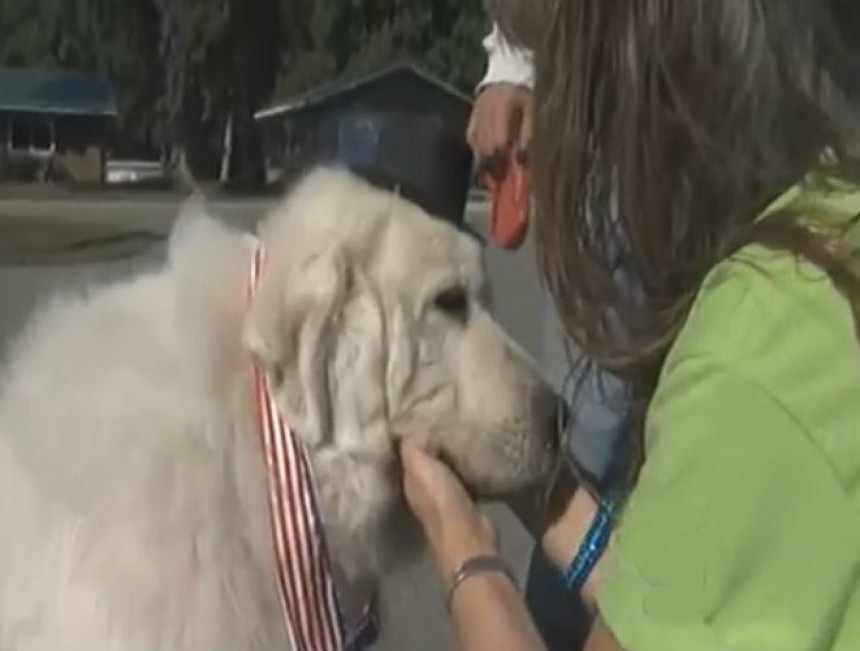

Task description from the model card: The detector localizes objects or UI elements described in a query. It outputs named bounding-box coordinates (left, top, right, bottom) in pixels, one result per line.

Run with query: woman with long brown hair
left=401, top=0, right=860, bottom=649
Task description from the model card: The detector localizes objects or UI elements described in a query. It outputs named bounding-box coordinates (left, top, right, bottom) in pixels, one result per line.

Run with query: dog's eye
left=433, top=286, right=469, bottom=321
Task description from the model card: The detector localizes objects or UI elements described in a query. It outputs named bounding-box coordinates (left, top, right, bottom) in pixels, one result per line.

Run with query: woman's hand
left=402, top=441, right=553, bottom=651
left=400, top=440, right=499, bottom=577
left=467, top=82, right=533, bottom=164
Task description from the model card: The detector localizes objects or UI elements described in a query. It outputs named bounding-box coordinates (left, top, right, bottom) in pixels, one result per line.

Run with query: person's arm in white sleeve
left=477, top=23, right=534, bottom=91
left=468, top=23, right=535, bottom=164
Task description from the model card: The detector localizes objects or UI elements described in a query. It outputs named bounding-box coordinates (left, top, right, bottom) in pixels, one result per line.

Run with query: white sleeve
left=476, top=23, right=534, bottom=92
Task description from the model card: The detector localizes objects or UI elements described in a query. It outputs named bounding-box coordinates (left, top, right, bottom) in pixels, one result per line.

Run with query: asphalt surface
left=0, top=195, right=558, bottom=650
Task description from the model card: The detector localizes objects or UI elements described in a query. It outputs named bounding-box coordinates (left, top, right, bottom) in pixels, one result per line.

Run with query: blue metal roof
left=0, top=68, right=117, bottom=116
left=256, top=62, right=471, bottom=120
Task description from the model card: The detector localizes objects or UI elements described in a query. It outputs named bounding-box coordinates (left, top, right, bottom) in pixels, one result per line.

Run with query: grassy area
left=0, top=212, right=164, bottom=266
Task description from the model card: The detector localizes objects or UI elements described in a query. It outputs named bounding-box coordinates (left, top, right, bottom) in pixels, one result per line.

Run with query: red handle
left=480, top=154, right=531, bottom=250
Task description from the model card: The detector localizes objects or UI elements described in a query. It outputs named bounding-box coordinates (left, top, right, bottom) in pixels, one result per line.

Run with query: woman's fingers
left=400, top=441, right=448, bottom=520
left=400, top=440, right=502, bottom=574
left=400, top=441, right=475, bottom=528
left=468, top=83, right=533, bottom=163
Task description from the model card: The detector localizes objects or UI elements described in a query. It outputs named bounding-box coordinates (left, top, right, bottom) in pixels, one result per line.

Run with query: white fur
left=0, top=167, right=557, bottom=649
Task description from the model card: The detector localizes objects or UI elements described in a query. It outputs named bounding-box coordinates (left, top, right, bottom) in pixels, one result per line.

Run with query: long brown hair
left=490, top=0, right=860, bottom=485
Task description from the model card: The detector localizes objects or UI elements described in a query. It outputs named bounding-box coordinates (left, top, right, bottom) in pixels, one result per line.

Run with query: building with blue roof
left=0, top=68, right=118, bottom=183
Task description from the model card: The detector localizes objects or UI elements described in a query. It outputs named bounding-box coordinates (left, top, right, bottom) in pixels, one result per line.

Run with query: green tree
left=155, top=0, right=305, bottom=185
left=272, top=0, right=488, bottom=103
left=219, top=0, right=305, bottom=187
left=0, top=0, right=163, bottom=157
left=153, top=0, right=227, bottom=175
left=273, top=0, right=341, bottom=99
left=1, top=0, right=489, bottom=184
left=95, top=0, right=164, bottom=155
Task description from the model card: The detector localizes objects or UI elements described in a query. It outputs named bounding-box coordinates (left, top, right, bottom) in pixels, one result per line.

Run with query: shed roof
left=0, top=68, right=118, bottom=116
left=255, top=62, right=471, bottom=120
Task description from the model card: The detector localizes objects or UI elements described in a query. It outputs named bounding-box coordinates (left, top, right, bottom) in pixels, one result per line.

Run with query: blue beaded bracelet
left=562, top=499, right=616, bottom=594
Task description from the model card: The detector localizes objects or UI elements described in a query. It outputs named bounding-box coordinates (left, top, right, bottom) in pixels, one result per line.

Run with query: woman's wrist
left=428, top=517, right=499, bottom=578
left=506, top=460, right=581, bottom=539
left=540, top=488, right=597, bottom=568
left=542, top=489, right=605, bottom=610
left=446, top=553, right=547, bottom=651
left=507, top=460, right=608, bottom=610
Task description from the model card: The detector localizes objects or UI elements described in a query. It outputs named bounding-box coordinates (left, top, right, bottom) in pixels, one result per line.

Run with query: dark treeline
left=0, top=0, right=487, bottom=185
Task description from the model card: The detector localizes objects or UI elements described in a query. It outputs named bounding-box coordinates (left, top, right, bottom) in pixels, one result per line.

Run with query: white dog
left=0, top=167, right=559, bottom=649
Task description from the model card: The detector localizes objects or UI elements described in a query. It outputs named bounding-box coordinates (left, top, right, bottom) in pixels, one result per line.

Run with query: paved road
left=0, top=196, right=557, bottom=651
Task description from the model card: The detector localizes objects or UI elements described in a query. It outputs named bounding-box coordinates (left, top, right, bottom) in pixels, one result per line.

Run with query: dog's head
left=242, top=168, right=560, bottom=572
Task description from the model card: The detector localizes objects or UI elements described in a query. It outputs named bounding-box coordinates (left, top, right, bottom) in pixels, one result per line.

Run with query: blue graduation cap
left=327, top=111, right=475, bottom=227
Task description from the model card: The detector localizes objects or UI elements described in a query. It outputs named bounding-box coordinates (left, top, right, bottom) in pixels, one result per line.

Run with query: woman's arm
left=583, top=617, right=625, bottom=651
left=506, top=460, right=604, bottom=610
left=401, top=442, right=610, bottom=651
left=402, top=441, right=546, bottom=651
left=468, top=22, right=534, bottom=163
left=449, top=565, right=547, bottom=651
left=477, top=23, right=534, bottom=92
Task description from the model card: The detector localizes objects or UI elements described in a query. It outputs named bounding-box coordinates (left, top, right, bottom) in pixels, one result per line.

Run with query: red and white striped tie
left=248, top=246, right=346, bottom=651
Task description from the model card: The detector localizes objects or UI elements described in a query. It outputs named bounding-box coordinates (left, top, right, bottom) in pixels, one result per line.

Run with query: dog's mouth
left=436, top=428, right=559, bottom=501
left=392, top=411, right=562, bottom=501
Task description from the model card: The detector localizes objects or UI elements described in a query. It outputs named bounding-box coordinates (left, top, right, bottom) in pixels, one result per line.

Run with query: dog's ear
left=243, top=250, right=350, bottom=447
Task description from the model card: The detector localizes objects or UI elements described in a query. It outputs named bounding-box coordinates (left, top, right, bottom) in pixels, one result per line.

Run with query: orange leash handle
left=480, top=153, right=531, bottom=250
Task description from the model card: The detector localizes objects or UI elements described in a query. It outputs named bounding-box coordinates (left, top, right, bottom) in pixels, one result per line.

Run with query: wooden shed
left=255, top=63, right=473, bottom=189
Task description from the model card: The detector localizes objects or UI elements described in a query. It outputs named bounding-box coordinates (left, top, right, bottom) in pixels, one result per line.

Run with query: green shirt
left=597, top=175, right=860, bottom=651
